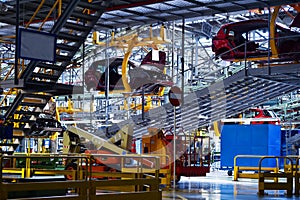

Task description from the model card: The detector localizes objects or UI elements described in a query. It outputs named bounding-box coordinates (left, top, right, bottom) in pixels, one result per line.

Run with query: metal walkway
left=104, top=63, right=300, bottom=138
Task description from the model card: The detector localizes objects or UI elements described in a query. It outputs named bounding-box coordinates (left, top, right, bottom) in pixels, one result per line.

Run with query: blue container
left=221, top=124, right=281, bottom=169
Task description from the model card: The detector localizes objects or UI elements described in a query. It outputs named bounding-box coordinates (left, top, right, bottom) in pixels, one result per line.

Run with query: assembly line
left=1, top=1, right=300, bottom=200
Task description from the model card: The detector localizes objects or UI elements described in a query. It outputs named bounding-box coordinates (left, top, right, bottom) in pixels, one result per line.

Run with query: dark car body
left=128, top=51, right=173, bottom=94
left=85, top=57, right=136, bottom=91
left=84, top=51, right=173, bottom=94
left=212, top=19, right=300, bottom=61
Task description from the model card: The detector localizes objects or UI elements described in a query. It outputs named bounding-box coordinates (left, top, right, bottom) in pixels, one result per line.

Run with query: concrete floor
left=162, top=170, right=299, bottom=200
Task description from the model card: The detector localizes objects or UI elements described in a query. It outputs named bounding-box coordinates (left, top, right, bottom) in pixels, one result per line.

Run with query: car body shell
left=84, top=51, right=173, bottom=95
left=84, top=57, right=137, bottom=91
left=212, top=19, right=300, bottom=61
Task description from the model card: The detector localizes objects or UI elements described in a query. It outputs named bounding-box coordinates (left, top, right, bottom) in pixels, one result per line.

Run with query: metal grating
left=145, top=3, right=176, bottom=11
left=104, top=64, right=300, bottom=138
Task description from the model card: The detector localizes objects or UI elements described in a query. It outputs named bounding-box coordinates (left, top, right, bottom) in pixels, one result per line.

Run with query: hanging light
left=35, top=107, right=42, bottom=112
left=24, top=123, right=31, bottom=129
left=29, top=115, right=36, bottom=121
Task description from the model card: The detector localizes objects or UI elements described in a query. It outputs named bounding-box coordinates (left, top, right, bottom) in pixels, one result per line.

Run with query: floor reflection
left=162, top=170, right=299, bottom=200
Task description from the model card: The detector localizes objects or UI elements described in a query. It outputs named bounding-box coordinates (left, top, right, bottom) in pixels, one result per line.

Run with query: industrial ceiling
left=0, top=0, right=297, bottom=34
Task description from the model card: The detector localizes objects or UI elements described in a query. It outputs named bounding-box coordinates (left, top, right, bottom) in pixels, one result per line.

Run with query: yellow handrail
left=25, top=0, right=46, bottom=28
left=233, top=155, right=279, bottom=181
left=38, top=0, right=61, bottom=31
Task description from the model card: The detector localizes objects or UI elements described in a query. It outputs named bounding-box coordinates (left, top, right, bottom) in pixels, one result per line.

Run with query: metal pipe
left=181, top=17, right=185, bottom=105
left=0, top=153, right=3, bottom=182
left=105, top=32, right=110, bottom=126
left=106, top=0, right=168, bottom=11
left=171, top=21, right=175, bottom=81
left=268, top=6, right=271, bottom=75
left=14, top=0, right=19, bottom=85
left=173, top=106, right=176, bottom=189
left=25, top=0, right=45, bottom=28
left=195, top=36, right=199, bottom=79
left=38, top=0, right=60, bottom=31
left=142, top=88, right=145, bottom=121
left=58, top=0, right=62, bottom=17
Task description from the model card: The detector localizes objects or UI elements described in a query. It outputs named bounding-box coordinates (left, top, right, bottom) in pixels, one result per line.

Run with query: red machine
left=142, top=127, right=210, bottom=181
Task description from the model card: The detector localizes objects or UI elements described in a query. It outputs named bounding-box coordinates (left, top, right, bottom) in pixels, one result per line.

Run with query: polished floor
left=162, top=170, right=299, bottom=200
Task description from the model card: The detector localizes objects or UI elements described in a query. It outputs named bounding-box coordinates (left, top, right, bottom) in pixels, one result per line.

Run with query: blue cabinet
left=221, top=124, right=281, bottom=168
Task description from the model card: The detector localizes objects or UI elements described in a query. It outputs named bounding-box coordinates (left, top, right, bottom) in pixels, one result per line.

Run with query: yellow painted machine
left=63, top=125, right=135, bottom=179
left=63, top=124, right=211, bottom=182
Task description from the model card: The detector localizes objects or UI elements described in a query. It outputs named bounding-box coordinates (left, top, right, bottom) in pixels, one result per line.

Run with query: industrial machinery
left=63, top=125, right=133, bottom=179
left=221, top=108, right=281, bottom=125
left=63, top=123, right=211, bottom=182
left=142, top=127, right=211, bottom=182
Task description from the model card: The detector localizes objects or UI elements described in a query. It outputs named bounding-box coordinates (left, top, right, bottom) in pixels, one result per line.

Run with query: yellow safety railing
left=258, top=156, right=293, bottom=196
left=25, top=0, right=46, bottom=28
left=38, top=0, right=62, bottom=31
left=0, top=177, right=162, bottom=200
left=294, top=157, right=300, bottom=195
left=88, top=153, right=160, bottom=174
left=284, top=155, right=299, bottom=174
left=0, top=153, right=88, bottom=181
left=122, top=153, right=172, bottom=188
left=0, top=153, right=161, bottom=200
left=233, top=155, right=279, bottom=181
left=153, top=154, right=172, bottom=188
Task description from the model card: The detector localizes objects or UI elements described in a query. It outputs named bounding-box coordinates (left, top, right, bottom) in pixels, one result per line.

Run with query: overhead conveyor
left=104, top=64, right=300, bottom=138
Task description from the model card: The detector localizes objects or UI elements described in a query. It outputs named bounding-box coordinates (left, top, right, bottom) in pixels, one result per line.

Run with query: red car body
left=212, top=19, right=300, bottom=61
left=84, top=57, right=136, bottom=91
left=84, top=51, right=173, bottom=94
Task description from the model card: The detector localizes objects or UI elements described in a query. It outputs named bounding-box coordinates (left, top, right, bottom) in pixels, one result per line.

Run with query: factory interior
left=1, top=0, right=300, bottom=199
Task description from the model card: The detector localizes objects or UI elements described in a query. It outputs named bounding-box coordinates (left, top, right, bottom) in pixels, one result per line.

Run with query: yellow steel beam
left=67, top=125, right=132, bottom=155
left=25, top=0, right=46, bottom=28
left=122, top=50, right=132, bottom=93
left=108, top=127, right=133, bottom=151
left=38, top=0, right=60, bottom=31
left=270, top=6, right=280, bottom=58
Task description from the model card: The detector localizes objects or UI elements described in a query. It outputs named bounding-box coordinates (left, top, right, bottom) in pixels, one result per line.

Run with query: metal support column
left=14, top=0, right=20, bottom=85
left=181, top=18, right=185, bottom=105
